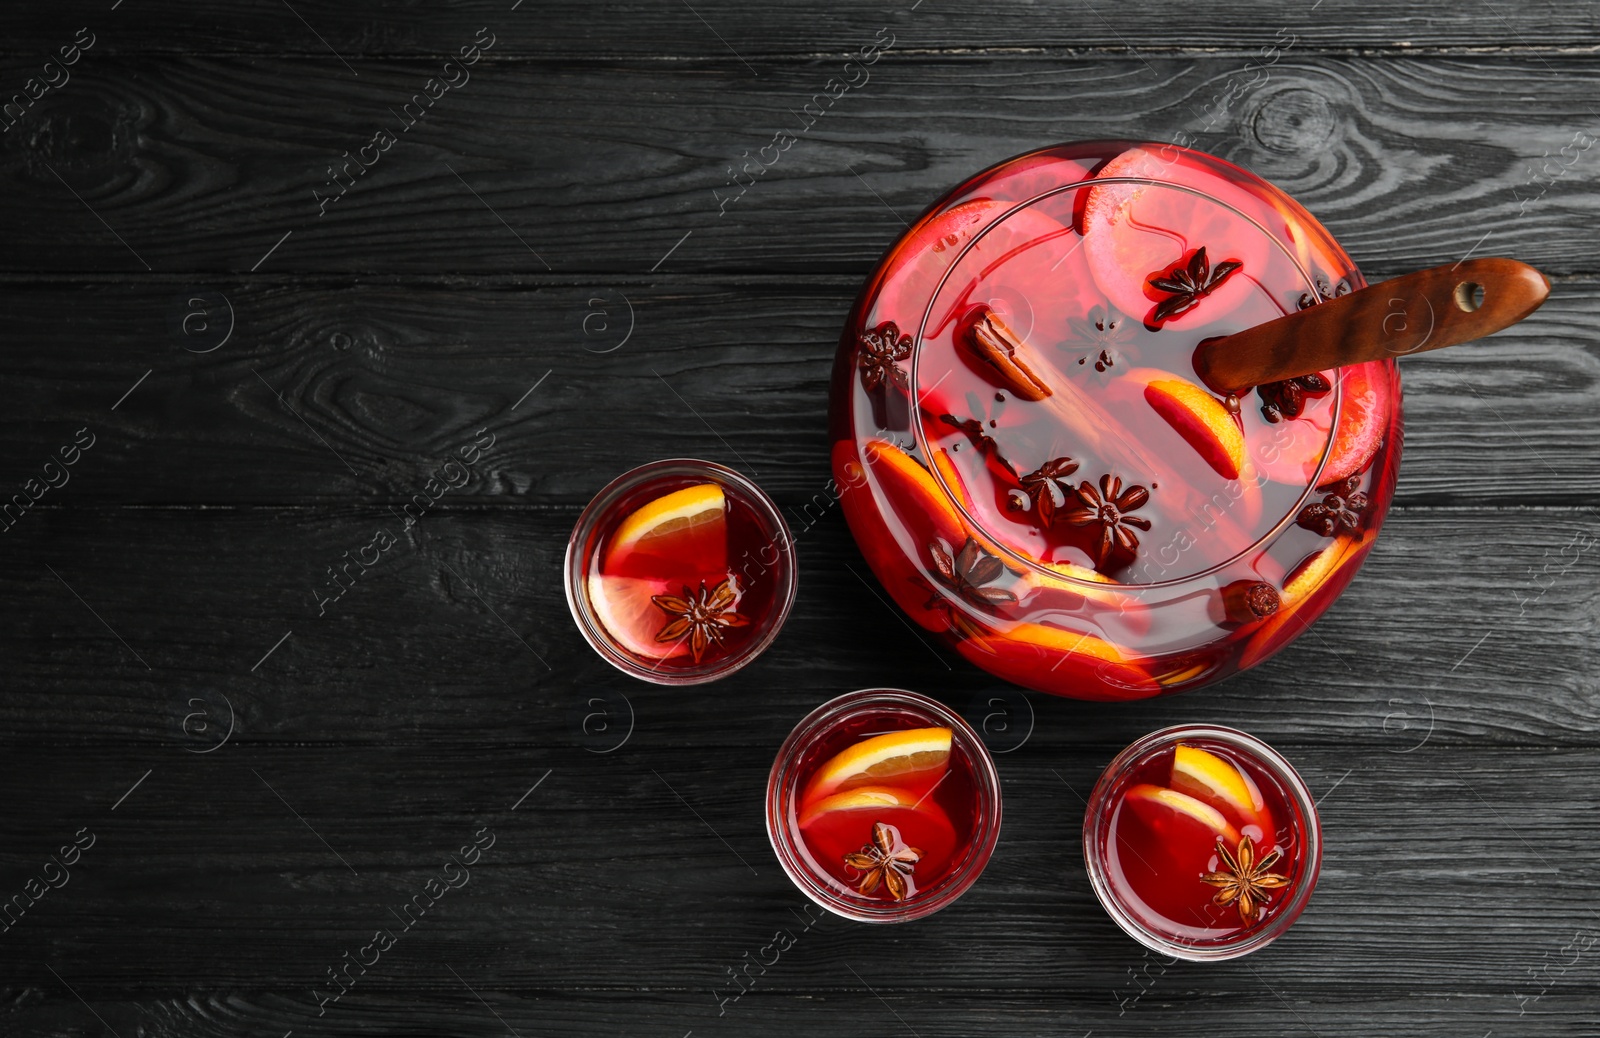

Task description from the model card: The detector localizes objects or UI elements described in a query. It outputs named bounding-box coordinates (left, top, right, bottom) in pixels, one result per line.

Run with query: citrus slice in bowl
left=586, top=572, right=688, bottom=662
left=602, top=482, right=727, bottom=582
left=800, top=727, right=953, bottom=806
left=1259, top=361, right=1392, bottom=487
left=797, top=785, right=959, bottom=877
left=1122, top=783, right=1242, bottom=850
left=1170, top=743, right=1273, bottom=836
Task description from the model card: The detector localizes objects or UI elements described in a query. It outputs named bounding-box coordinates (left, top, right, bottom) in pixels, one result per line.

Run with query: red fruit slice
left=586, top=573, right=688, bottom=661
left=1123, top=783, right=1242, bottom=850
left=1082, top=148, right=1271, bottom=329
left=1259, top=362, right=1392, bottom=488
left=1116, top=783, right=1243, bottom=927
left=797, top=786, right=959, bottom=878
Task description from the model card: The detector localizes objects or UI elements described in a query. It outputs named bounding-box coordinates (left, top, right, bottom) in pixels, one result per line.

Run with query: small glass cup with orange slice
left=565, top=459, right=797, bottom=683
left=766, top=689, right=1002, bottom=922
left=1082, top=725, right=1321, bottom=960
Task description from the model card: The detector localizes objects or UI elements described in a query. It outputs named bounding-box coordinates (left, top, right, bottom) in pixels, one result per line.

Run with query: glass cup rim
left=563, top=457, right=797, bottom=685
left=765, top=688, right=1003, bottom=923
left=907, top=170, right=1348, bottom=589
left=1081, top=723, right=1322, bottom=961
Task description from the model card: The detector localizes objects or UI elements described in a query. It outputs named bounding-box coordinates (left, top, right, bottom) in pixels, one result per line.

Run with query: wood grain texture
left=0, top=745, right=1594, bottom=998
left=0, top=56, right=1595, bottom=275
left=0, top=505, right=1594, bottom=746
left=0, top=1, right=1595, bottom=57
left=1, top=3, right=1597, bottom=1036
left=0, top=279, right=1595, bottom=507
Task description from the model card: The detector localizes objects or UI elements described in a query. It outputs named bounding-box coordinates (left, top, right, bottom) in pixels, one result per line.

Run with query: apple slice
left=1140, top=373, right=1246, bottom=480
left=1170, top=744, right=1273, bottom=838
left=797, top=785, right=959, bottom=878
left=800, top=727, right=952, bottom=807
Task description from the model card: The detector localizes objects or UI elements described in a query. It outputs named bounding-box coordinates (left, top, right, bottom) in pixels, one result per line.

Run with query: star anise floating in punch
left=1295, top=474, right=1368, bottom=537
left=928, top=536, right=1019, bottom=612
left=1062, top=474, right=1153, bottom=568
left=1201, top=834, right=1290, bottom=925
left=857, top=321, right=913, bottom=392
left=1065, top=304, right=1137, bottom=375
left=652, top=577, right=750, bottom=663
left=1148, top=246, right=1244, bottom=324
left=912, top=536, right=1018, bottom=643
left=1257, top=372, right=1332, bottom=423
left=1010, top=456, right=1081, bottom=526
left=1296, top=274, right=1353, bottom=312
left=842, top=821, right=922, bottom=900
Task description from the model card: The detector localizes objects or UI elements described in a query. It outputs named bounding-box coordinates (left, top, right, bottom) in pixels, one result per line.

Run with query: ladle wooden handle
left=1192, top=257, right=1550, bottom=395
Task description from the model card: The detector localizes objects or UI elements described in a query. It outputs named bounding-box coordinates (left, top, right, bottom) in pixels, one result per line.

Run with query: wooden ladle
left=1192, top=257, right=1550, bottom=396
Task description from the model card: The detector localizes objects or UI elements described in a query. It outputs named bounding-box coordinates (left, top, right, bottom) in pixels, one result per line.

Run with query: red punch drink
left=767, top=690, right=1001, bottom=922
left=1084, top=725, right=1321, bottom=959
left=566, top=460, right=797, bottom=683
left=830, top=142, right=1401, bottom=699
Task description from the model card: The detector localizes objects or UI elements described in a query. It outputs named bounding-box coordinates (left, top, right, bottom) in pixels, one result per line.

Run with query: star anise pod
left=928, top=536, right=1018, bottom=613
left=652, top=578, right=750, bottom=663
left=1296, top=274, right=1353, bottom=312
left=1295, top=474, right=1368, bottom=537
left=1061, top=473, right=1152, bottom=567
left=1201, top=834, right=1290, bottom=925
left=1257, top=372, right=1332, bottom=423
left=1149, top=246, right=1243, bottom=324
left=857, top=321, right=912, bottom=392
left=842, top=821, right=922, bottom=900
left=1065, top=304, right=1136, bottom=374
left=1011, top=456, right=1080, bottom=526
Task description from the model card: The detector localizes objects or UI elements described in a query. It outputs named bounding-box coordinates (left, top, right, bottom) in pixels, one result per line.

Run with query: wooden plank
left=1, top=2, right=1595, bottom=57
left=0, top=56, right=1595, bottom=276
left=0, top=990, right=1592, bottom=1038
left=0, top=504, right=1593, bottom=745
left=0, top=279, right=1595, bottom=508
left=0, top=742, right=1593, bottom=1003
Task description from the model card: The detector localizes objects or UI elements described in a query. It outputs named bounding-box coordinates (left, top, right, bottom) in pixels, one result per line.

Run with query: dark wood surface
left=1, top=3, right=1597, bottom=1036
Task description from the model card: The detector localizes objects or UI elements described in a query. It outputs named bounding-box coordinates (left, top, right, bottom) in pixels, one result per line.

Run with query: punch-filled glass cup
left=565, top=459, right=797, bottom=684
left=1082, top=725, right=1321, bottom=960
left=829, top=141, right=1403, bottom=700
left=766, top=689, right=1002, bottom=922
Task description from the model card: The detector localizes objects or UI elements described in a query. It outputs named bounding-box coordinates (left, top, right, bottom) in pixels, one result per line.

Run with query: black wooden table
left=1, top=2, right=1597, bottom=1035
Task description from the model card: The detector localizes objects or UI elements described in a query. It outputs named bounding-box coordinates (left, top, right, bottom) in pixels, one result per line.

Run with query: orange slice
left=961, top=620, right=1159, bottom=700
left=586, top=573, right=687, bottom=662
left=1140, top=374, right=1246, bottom=480
left=603, top=483, right=727, bottom=582
left=1170, top=744, right=1271, bottom=835
left=797, top=785, right=959, bottom=877
left=1238, top=531, right=1372, bottom=671
left=800, top=727, right=952, bottom=806
left=1122, top=783, right=1242, bottom=849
